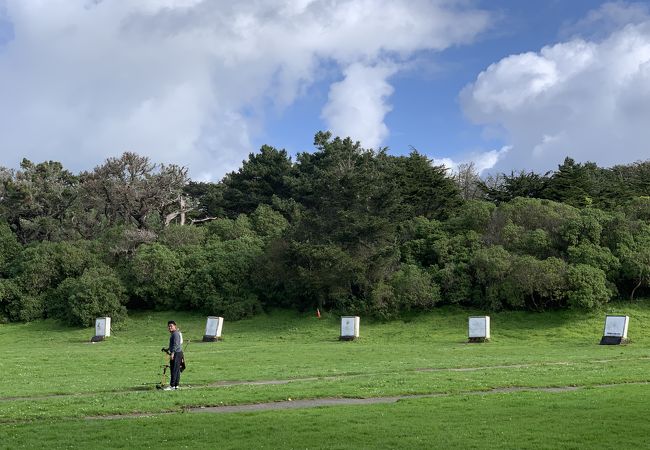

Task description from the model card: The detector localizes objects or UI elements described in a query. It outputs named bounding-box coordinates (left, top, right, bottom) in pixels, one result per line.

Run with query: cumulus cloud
left=461, top=2, right=650, bottom=174
left=433, top=146, right=509, bottom=175
left=321, top=62, right=397, bottom=148
left=0, top=0, right=491, bottom=180
left=561, top=1, right=650, bottom=39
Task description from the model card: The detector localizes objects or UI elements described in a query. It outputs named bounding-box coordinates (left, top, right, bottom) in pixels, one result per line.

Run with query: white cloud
left=432, top=156, right=457, bottom=171
left=321, top=62, right=397, bottom=148
left=0, top=0, right=491, bottom=180
left=472, top=146, right=510, bottom=173
left=433, top=146, right=509, bottom=175
left=561, top=1, right=650, bottom=39
left=461, top=2, right=650, bottom=173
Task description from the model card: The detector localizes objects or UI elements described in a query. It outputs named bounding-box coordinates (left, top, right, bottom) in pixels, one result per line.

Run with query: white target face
left=95, top=318, right=110, bottom=337
left=205, top=318, right=218, bottom=336
left=468, top=316, right=490, bottom=338
left=604, top=316, right=628, bottom=337
left=468, top=318, right=485, bottom=338
left=204, top=317, right=223, bottom=337
left=95, top=319, right=105, bottom=336
left=341, top=316, right=359, bottom=337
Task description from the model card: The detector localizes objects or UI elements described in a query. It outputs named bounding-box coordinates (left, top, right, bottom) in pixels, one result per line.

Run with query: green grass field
left=2, top=303, right=650, bottom=449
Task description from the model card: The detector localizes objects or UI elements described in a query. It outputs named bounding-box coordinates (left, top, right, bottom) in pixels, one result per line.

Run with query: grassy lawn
left=2, top=385, right=649, bottom=449
left=1, top=303, right=650, bottom=448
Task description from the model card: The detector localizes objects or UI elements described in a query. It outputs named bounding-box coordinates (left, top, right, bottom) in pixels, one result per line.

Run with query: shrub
left=487, top=198, right=579, bottom=253
left=52, top=267, right=127, bottom=326
left=0, top=279, right=43, bottom=322
left=13, top=240, right=101, bottom=294
left=249, top=204, right=289, bottom=239
left=197, top=289, right=262, bottom=320
left=472, top=245, right=512, bottom=309
left=446, top=200, right=495, bottom=234
left=368, top=281, right=397, bottom=319
left=205, top=215, right=254, bottom=240
left=0, top=221, right=21, bottom=277
left=389, top=264, right=440, bottom=312
left=183, top=236, right=264, bottom=319
left=130, top=243, right=185, bottom=309
left=566, top=264, right=612, bottom=309
left=365, top=266, right=441, bottom=320
left=158, top=225, right=206, bottom=249
left=498, top=256, right=567, bottom=310
left=567, top=242, right=620, bottom=280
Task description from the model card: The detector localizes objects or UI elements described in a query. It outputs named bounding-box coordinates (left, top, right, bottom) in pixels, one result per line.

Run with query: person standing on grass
left=163, top=320, right=183, bottom=390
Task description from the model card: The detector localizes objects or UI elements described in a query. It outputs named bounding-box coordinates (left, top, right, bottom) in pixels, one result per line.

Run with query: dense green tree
left=157, top=224, right=207, bottom=249
left=481, top=159, right=650, bottom=210
left=602, top=161, right=650, bottom=208
left=623, top=196, right=650, bottom=222
left=2, top=240, right=101, bottom=320
left=205, top=215, right=256, bottom=241
left=445, top=200, right=495, bottom=234
left=399, top=217, right=448, bottom=267
left=130, top=243, right=186, bottom=309
left=585, top=165, right=629, bottom=210
left=617, top=224, right=650, bottom=300
left=503, top=256, right=568, bottom=310
left=623, top=161, right=650, bottom=195
left=559, top=207, right=614, bottom=250
left=183, top=181, right=226, bottom=221
left=498, top=222, right=553, bottom=259
left=389, top=264, right=440, bottom=311
left=13, top=241, right=101, bottom=293
left=543, top=158, right=594, bottom=207
left=5, top=144, right=650, bottom=323
left=52, top=266, right=127, bottom=326
left=480, top=170, right=549, bottom=203
left=96, top=225, right=157, bottom=262
left=472, top=245, right=512, bottom=309
left=80, top=152, right=188, bottom=231
left=0, top=279, right=41, bottom=322
left=292, top=132, right=400, bottom=246
left=248, top=204, right=289, bottom=240
left=485, top=198, right=579, bottom=255
left=221, top=145, right=294, bottom=216
left=0, top=160, right=79, bottom=243
left=430, top=231, right=482, bottom=305
left=183, top=235, right=264, bottom=319
left=280, top=242, right=362, bottom=312
left=386, top=150, right=461, bottom=221
left=366, top=264, right=440, bottom=319
left=565, top=264, right=612, bottom=309
left=0, top=221, right=21, bottom=277
left=280, top=132, right=406, bottom=313
left=567, top=242, right=620, bottom=281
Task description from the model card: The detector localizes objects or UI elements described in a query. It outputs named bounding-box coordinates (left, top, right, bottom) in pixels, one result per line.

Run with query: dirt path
left=2, top=356, right=647, bottom=404
left=186, top=386, right=580, bottom=414
left=88, top=381, right=650, bottom=420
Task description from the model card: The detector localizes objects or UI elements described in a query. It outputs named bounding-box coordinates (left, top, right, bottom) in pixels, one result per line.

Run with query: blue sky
left=1, top=1, right=649, bottom=180
left=260, top=0, right=643, bottom=169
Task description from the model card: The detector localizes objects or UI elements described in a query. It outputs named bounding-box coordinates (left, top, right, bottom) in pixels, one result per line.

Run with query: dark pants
left=170, top=351, right=183, bottom=387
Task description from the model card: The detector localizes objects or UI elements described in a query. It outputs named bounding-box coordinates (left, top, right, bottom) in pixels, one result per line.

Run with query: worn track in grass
left=84, top=381, right=650, bottom=420
left=2, top=355, right=648, bottom=403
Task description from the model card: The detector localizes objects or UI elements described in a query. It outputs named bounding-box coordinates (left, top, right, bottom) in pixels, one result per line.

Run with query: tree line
left=1, top=131, right=649, bottom=326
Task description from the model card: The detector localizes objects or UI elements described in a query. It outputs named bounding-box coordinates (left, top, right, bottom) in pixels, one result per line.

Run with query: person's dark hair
left=168, top=320, right=176, bottom=326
